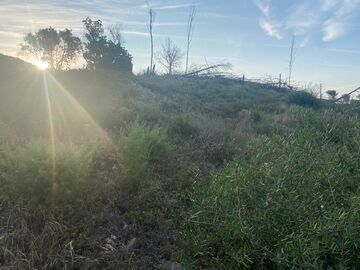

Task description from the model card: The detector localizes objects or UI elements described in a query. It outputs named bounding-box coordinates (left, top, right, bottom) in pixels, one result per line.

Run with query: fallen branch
left=184, top=63, right=231, bottom=77
left=335, top=87, right=360, bottom=102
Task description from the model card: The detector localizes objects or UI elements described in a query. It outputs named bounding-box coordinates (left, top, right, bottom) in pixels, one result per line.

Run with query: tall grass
left=184, top=110, right=360, bottom=269
left=0, top=141, right=91, bottom=214
left=118, top=123, right=168, bottom=191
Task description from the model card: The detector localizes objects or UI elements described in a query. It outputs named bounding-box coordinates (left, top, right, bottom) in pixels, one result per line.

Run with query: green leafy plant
left=118, top=123, right=168, bottom=191
left=0, top=141, right=91, bottom=213
left=184, top=111, right=360, bottom=269
left=288, top=91, right=320, bottom=109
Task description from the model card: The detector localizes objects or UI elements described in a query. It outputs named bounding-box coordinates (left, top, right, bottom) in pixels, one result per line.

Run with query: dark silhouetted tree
left=21, top=27, right=82, bottom=70
left=326, top=90, right=338, bottom=100
left=157, top=37, right=183, bottom=75
left=82, top=17, right=133, bottom=72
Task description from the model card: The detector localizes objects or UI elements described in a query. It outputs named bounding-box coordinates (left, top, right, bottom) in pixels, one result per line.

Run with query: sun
left=33, top=60, right=49, bottom=70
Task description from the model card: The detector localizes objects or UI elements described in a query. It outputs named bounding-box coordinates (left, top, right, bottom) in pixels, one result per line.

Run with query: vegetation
left=83, top=17, right=133, bottom=72
left=157, top=37, right=183, bottom=75
left=21, top=27, right=82, bottom=70
left=326, top=90, right=338, bottom=100
left=184, top=110, right=360, bottom=269
left=1, top=54, right=360, bottom=269
left=288, top=90, right=320, bottom=109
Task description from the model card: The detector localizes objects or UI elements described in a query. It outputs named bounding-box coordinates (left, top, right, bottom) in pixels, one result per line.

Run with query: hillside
left=1, top=56, right=360, bottom=269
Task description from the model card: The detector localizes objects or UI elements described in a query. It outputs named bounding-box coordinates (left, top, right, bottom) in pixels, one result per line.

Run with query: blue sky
left=0, top=0, right=359, bottom=93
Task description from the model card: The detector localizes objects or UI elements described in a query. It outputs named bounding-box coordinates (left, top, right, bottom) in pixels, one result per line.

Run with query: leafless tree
left=108, top=24, right=125, bottom=45
left=288, top=35, right=296, bottom=86
left=148, top=8, right=155, bottom=74
left=157, top=37, right=183, bottom=75
left=185, top=6, right=196, bottom=74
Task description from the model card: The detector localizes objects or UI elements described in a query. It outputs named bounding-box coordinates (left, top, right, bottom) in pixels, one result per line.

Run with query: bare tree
left=148, top=8, right=155, bottom=75
left=288, top=35, right=296, bottom=86
left=185, top=6, right=196, bottom=74
left=157, top=37, right=183, bottom=75
left=108, top=24, right=125, bottom=45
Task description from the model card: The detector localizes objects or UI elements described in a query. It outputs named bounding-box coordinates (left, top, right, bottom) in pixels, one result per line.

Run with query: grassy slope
left=0, top=55, right=359, bottom=269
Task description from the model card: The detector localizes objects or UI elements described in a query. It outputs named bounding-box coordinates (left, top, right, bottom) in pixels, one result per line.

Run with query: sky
left=0, top=0, right=359, bottom=94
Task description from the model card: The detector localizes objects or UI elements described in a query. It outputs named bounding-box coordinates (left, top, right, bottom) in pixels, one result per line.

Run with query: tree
left=288, top=35, right=296, bottom=86
left=82, top=17, right=133, bottom=72
left=82, top=17, right=107, bottom=69
left=56, top=29, right=83, bottom=70
left=326, top=90, right=338, bottom=100
left=108, top=24, right=125, bottom=45
left=21, top=27, right=82, bottom=70
left=185, top=6, right=196, bottom=74
left=148, top=8, right=155, bottom=75
left=157, top=38, right=183, bottom=75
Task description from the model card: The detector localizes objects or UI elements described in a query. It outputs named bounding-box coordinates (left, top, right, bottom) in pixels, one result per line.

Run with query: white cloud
left=254, top=0, right=283, bottom=39
left=321, top=0, right=360, bottom=41
left=322, top=20, right=345, bottom=41
left=300, top=37, right=309, bottom=47
left=327, top=47, right=360, bottom=54
left=254, top=0, right=270, bottom=16
left=253, top=0, right=360, bottom=42
left=321, top=0, right=340, bottom=11
left=284, top=4, right=318, bottom=33
left=259, top=19, right=282, bottom=39
left=139, top=2, right=199, bottom=11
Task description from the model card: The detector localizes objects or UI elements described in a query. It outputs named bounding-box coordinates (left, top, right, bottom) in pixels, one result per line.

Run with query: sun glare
left=34, top=60, right=49, bottom=70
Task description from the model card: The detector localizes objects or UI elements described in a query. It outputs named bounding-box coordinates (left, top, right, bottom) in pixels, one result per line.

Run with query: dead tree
left=148, top=8, right=155, bottom=75
left=185, top=6, right=196, bottom=74
left=184, top=63, right=231, bottom=77
left=288, top=35, right=296, bottom=87
left=335, top=87, right=360, bottom=102
left=157, top=37, right=183, bottom=75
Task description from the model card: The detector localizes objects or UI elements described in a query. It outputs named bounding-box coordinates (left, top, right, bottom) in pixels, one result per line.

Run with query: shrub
left=288, top=91, right=320, bottom=109
left=184, top=112, right=360, bottom=269
left=168, top=116, right=198, bottom=141
left=0, top=141, right=91, bottom=213
left=119, top=123, right=168, bottom=190
left=251, top=110, right=262, bottom=123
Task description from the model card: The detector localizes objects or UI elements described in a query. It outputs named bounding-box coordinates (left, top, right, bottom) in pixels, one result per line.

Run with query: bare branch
left=108, top=24, right=125, bottom=45
left=157, top=37, right=184, bottom=75
left=184, top=63, right=232, bottom=77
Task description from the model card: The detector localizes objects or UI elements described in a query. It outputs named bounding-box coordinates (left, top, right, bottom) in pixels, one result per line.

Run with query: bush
left=168, top=116, right=198, bottom=141
left=0, top=141, right=91, bottom=213
left=184, top=112, right=360, bottom=269
left=119, top=123, right=168, bottom=190
left=288, top=91, right=320, bottom=109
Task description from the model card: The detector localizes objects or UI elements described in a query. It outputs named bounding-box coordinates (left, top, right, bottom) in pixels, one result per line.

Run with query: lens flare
left=34, top=60, right=49, bottom=70
left=42, top=71, right=113, bottom=209
left=42, top=73, right=57, bottom=207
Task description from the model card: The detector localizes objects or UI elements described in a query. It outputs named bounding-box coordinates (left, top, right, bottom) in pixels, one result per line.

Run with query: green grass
left=184, top=110, right=360, bottom=269
left=118, top=122, right=168, bottom=191
left=0, top=141, right=92, bottom=214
